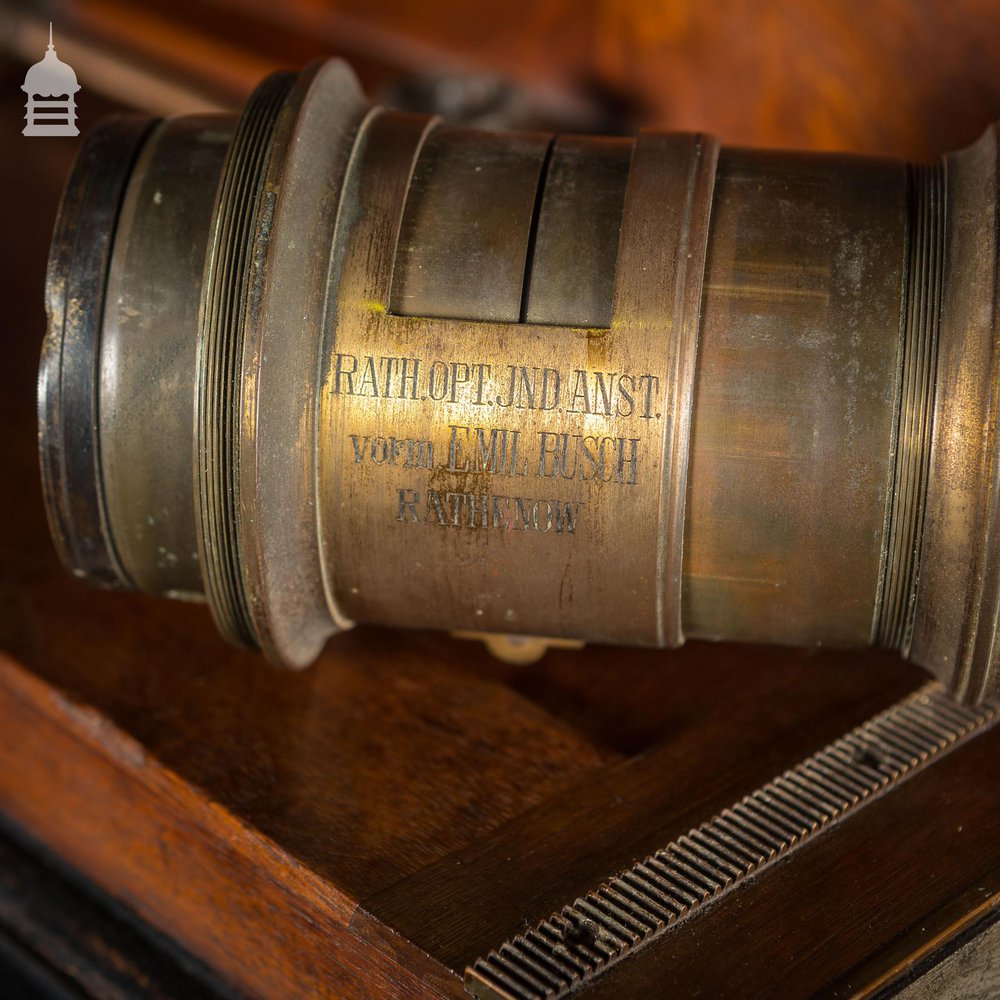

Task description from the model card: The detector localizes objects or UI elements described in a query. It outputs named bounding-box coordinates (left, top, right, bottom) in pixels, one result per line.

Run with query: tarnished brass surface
left=687, top=149, right=907, bottom=648
left=38, top=59, right=1000, bottom=701
left=101, top=114, right=231, bottom=599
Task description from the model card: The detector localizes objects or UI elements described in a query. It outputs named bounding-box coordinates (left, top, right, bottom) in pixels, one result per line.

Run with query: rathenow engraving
left=336, top=353, right=664, bottom=536
left=397, top=489, right=586, bottom=534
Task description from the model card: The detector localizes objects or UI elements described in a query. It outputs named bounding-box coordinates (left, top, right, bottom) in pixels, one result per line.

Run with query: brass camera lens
left=39, top=59, right=1000, bottom=702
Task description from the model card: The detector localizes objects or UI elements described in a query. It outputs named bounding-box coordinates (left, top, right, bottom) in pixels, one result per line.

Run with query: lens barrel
left=39, top=59, right=1000, bottom=701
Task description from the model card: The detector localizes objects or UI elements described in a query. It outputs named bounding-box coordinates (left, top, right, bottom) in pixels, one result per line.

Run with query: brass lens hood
left=39, top=60, right=1000, bottom=700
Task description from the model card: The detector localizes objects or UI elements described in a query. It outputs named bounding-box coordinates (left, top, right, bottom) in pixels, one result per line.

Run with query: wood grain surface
left=8, top=0, right=999, bottom=157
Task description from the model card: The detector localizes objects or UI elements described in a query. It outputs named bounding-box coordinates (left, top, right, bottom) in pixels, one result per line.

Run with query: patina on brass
left=38, top=59, right=1000, bottom=702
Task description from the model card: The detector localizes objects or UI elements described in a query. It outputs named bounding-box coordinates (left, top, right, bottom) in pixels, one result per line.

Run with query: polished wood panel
left=8, top=1, right=1000, bottom=157
left=0, top=818, right=224, bottom=999
left=357, top=649, right=920, bottom=972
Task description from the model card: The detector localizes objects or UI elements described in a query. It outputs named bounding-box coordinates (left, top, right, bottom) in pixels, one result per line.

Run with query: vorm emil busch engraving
left=349, top=425, right=641, bottom=484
